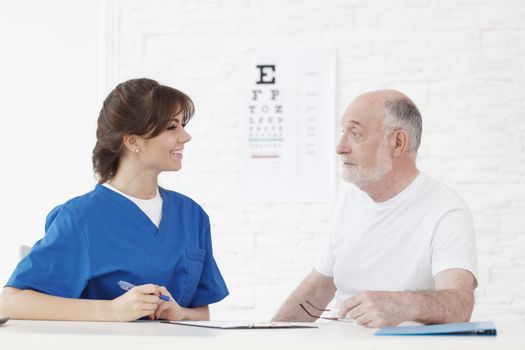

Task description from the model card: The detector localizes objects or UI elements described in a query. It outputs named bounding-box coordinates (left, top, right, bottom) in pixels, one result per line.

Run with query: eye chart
left=243, top=49, right=336, bottom=201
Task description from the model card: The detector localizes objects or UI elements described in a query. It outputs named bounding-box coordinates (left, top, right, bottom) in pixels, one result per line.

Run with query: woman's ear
left=392, top=129, right=409, bottom=157
left=122, top=134, right=140, bottom=154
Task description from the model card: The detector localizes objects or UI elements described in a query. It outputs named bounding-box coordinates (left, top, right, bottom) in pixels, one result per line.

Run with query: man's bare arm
left=339, top=268, right=476, bottom=327
left=410, top=268, right=475, bottom=324
left=272, top=269, right=336, bottom=322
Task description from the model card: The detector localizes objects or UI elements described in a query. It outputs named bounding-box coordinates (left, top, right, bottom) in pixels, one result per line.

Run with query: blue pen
left=117, top=280, right=170, bottom=301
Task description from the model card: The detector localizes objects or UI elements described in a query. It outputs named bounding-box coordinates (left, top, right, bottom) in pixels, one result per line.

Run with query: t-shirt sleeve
left=431, top=207, right=478, bottom=285
left=188, top=216, right=229, bottom=307
left=5, top=206, right=91, bottom=297
left=314, top=232, right=334, bottom=277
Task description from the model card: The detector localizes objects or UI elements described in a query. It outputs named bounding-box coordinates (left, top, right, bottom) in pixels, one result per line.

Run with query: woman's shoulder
left=43, top=187, right=103, bottom=230
left=49, top=186, right=106, bottom=216
left=160, top=187, right=208, bottom=216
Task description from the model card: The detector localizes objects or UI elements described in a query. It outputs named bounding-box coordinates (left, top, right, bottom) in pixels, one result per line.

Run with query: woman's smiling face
left=137, top=111, right=192, bottom=173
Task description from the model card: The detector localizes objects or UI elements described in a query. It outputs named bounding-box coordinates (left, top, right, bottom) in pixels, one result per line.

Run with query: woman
left=0, top=78, right=228, bottom=321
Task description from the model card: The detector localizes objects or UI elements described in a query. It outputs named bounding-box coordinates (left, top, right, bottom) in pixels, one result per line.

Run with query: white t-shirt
left=315, top=172, right=478, bottom=307
left=102, top=183, right=163, bottom=228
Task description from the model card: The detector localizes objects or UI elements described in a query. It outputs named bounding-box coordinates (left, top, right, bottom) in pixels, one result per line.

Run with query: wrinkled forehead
left=341, top=95, right=385, bottom=131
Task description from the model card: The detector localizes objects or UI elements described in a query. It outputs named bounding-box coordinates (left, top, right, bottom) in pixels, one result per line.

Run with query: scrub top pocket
left=181, top=247, right=206, bottom=304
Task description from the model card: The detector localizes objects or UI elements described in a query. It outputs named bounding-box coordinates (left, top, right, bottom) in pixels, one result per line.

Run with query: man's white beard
left=341, top=141, right=392, bottom=188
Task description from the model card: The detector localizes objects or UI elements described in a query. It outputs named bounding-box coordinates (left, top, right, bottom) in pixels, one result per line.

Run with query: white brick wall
left=107, top=0, right=525, bottom=321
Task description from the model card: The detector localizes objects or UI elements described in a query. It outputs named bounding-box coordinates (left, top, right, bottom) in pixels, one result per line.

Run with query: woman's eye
left=167, top=125, right=177, bottom=130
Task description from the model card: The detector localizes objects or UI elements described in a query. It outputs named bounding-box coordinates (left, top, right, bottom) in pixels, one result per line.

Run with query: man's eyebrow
left=341, top=120, right=362, bottom=129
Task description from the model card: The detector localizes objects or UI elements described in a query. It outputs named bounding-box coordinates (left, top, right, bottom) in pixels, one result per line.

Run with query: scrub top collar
left=95, top=184, right=171, bottom=240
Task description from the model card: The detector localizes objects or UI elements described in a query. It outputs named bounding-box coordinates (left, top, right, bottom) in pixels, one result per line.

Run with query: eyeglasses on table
left=299, top=300, right=356, bottom=325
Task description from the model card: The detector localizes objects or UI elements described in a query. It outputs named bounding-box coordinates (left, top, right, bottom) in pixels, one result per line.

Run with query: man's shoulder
left=421, top=174, right=469, bottom=210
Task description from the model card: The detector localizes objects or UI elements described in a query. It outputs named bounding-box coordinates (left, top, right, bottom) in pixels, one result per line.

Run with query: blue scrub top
left=6, top=185, right=229, bottom=308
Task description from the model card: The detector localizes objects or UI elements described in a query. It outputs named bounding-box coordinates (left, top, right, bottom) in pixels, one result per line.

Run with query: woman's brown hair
left=92, top=78, right=194, bottom=183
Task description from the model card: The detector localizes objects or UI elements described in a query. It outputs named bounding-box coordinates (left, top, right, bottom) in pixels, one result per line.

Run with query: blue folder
left=375, top=321, right=497, bottom=336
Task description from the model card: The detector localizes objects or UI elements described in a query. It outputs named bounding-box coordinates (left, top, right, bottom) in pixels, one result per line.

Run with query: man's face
left=336, top=96, right=393, bottom=188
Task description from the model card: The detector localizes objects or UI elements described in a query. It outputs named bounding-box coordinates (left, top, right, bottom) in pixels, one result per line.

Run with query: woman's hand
left=153, top=286, right=186, bottom=321
left=109, top=284, right=163, bottom=321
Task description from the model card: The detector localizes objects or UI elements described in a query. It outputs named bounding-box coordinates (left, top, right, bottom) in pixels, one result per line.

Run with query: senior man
left=272, top=90, right=477, bottom=327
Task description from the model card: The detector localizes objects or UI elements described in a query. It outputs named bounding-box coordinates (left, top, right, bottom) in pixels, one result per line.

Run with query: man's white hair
left=383, top=99, right=422, bottom=156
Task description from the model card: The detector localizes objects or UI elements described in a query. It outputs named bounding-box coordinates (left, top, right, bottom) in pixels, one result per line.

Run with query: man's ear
left=122, top=134, right=140, bottom=153
left=392, top=129, right=409, bottom=157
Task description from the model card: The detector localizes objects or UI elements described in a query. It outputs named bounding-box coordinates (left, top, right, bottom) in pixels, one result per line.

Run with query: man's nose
left=336, top=136, right=350, bottom=155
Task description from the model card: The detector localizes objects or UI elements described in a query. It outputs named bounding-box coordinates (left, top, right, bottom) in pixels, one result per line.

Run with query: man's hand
left=338, top=291, right=411, bottom=327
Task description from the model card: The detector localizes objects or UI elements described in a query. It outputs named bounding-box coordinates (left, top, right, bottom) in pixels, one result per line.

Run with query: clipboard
left=162, top=320, right=318, bottom=329
left=375, top=321, right=497, bottom=336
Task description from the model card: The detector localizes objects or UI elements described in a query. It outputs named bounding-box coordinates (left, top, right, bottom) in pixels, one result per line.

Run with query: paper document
left=162, top=320, right=318, bottom=329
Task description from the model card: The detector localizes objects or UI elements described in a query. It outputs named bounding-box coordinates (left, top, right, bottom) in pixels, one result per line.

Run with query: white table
left=1, top=319, right=523, bottom=350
